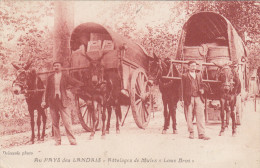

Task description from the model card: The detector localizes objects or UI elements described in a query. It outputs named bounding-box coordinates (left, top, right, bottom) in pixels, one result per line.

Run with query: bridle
left=216, top=65, right=235, bottom=93
left=12, top=69, right=29, bottom=94
left=153, top=57, right=169, bottom=81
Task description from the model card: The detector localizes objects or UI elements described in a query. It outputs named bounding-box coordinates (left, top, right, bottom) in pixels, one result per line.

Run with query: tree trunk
left=53, top=1, right=74, bottom=67
left=54, top=2, right=78, bottom=124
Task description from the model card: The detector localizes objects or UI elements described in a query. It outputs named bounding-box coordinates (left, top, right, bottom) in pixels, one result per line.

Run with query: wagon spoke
left=135, top=83, right=141, bottom=95
left=135, top=92, right=141, bottom=98
left=143, top=81, right=148, bottom=93
left=141, top=103, right=146, bottom=123
left=140, top=104, right=145, bottom=124
left=135, top=98, right=142, bottom=106
left=139, top=74, right=144, bottom=92
left=137, top=73, right=144, bottom=93
left=80, top=102, right=87, bottom=108
left=136, top=101, right=143, bottom=118
left=140, top=73, right=146, bottom=92
left=144, top=102, right=149, bottom=117
left=87, top=108, right=92, bottom=127
left=82, top=107, right=88, bottom=118
left=140, top=104, right=144, bottom=124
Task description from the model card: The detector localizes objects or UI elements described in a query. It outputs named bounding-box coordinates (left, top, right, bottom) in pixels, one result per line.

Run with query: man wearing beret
left=41, top=61, right=83, bottom=145
left=182, top=61, right=210, bottom=140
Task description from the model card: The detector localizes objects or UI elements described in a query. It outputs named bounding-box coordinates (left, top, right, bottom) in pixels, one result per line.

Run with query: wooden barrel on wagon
left=69, top=22, right=153, bottom=131
left=176, top=12, right=248, bottom=124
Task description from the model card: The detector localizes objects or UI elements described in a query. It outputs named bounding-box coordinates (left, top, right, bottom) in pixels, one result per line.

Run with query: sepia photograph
left=0, top=1, right=259, bottom=168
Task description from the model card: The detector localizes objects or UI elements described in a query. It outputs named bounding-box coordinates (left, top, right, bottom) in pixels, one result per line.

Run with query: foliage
left=0, top=1, right=259, bottom=121
left=0, top=1, right=54, bottom=80
left=0, top=1, right=54, bottom=120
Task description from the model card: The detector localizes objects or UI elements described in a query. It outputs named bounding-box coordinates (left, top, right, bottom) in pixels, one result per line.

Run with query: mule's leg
left=89, top=105, right=95, bottom=140
left=170, top=100, right=178, bottom=134
left=162, top=98, right=169, bottom=134
left=39, top=108, right=47, bottom=141
left=101, top=105, right=106, bottom=137
left=106, top=106, right=112, bottom=134
left=225, top=104, right=230, bottom=129
left=28, top=106, right=35, bottom=144
left=36, top=110, right=41, bottom=141
left=231, top=100, right=237, bottom=136
left=115, top=105, right=121, bottom=134
left=219, top=99, right=226, bottom=136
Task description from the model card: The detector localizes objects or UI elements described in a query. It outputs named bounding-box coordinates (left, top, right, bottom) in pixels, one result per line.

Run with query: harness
left=216, top=66, right=237, bottom=94
left=13, top=70, right=44, bottom=97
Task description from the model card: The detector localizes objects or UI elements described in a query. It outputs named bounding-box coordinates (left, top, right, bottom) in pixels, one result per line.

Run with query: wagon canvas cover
left=70, top=22, right=151, bottom=69
left=176, top=12, right=248, bottom=63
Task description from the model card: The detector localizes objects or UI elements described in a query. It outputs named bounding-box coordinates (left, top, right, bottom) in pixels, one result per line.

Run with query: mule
left=150, top=54, right=180, bottom=134
left=83, top=55, right=121, bottom=139
left=104, top=69, right=122, bottom=134
left=12, top=60, right=47, bottom=143
left=217, top=64, right=241, bottom=136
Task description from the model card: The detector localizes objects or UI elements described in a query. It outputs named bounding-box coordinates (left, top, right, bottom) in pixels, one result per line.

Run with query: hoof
left=101, top=134, right=106, bottom=139
left=219, top=131, right=224, bottom=136
left=232, top=130, right=237, bottom=137
left=106, top=130, right=109, bottom=134
left=162, top=130, right=167, bottom=134
left=30, top=137, right=35, bottom=144
left=89, top=133, right=94, bottom=140
left=116, top=130, right=120, bottom=134
left=173, top=130, right=178, bottom=134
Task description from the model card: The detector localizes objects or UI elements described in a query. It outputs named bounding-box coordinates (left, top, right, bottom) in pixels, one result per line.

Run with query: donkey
left=150, top=54, right=181, bottom=134
left=12, top=60, right=47, bottom=143
left=216, top=63, right=241, bottom=136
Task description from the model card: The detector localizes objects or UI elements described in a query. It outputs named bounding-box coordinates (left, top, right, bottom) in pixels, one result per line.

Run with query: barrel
left=182, top=46, right=207, bottom=72
left=206, top=46, right=230, bottom=79
left=183, top=46, right=205, bottom=62
left=207, top=46, right=229, bottom=62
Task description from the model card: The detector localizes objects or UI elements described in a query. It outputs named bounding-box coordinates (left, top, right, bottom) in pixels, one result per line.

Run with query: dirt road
left=1, top=100, right=260, bottom=168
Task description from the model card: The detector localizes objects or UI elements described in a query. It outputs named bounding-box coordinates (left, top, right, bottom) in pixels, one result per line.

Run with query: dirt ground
left=0, top=99, right=260, bottom=168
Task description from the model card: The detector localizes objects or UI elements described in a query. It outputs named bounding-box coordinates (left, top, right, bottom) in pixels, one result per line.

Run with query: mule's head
left=150, top=53, right=179, bottom=83
left=84, top=54, right=105, bottom=87
left=89, top=60, right=104, bottom=86
left=12, top=60, right=32, bottom=95
left=149, top=53, right=162, bottom=79
left=217, top=65, right=235, bottom=94
left=149, top=53, right=170, bottom=82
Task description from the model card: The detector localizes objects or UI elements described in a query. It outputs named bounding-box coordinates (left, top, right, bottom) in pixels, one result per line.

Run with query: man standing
left=41, top=61, right=83, bottom=145
left=182, top=61, right=210, bottom=140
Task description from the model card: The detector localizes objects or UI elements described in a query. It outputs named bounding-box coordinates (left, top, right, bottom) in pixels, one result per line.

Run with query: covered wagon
left=69, top=22, right=153, bottom=130
left=176, top=12, right=248, bottom=124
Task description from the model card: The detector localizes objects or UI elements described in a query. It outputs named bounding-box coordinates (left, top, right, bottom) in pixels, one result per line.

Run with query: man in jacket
left=182, top=61, right=210, bottom=140
left=41, top=61, right=83, bottom=145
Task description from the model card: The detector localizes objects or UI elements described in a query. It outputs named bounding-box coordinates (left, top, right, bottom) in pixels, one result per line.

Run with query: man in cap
left=182, top=61, right=210, bottom=140
left=41, top=61, right=83, bottom=145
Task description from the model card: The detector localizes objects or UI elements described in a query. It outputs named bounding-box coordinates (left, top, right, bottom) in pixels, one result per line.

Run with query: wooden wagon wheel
left=130, top=68, right=151, bottom=129
left=75, top=96, right=101, bottom=132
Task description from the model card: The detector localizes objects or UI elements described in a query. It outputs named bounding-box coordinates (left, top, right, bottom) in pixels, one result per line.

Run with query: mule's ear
left=11, top=62, right=20, bottom=70
left=153, top=53, right=159, bottom=61
left=24, top=60, right=32, bottom=70
left=31, top=69, right=36, bottom=75
left=85, top=53, right=93, bottom=62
